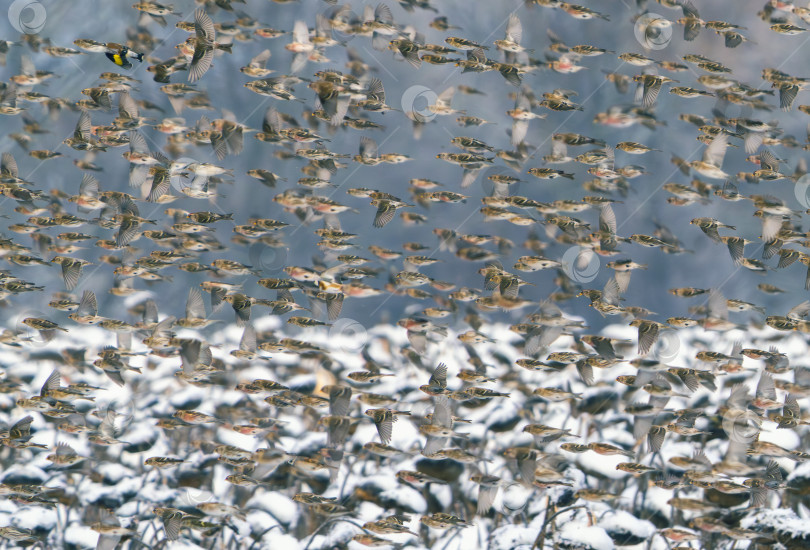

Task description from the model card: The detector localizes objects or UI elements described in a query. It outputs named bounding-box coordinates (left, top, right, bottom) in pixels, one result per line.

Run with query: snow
left=758, top=425, right=800, bottom=450
left=2, top=312, right=808, bottom=548
left=488, top=525, right=537, bottom=550
left=788, top=461, right=810, bottom=482
left=307, top=520, right=357, bottom=550
left=64, top=524, right=99, bottom=549
left=574, top=452, right=630, bottom=481
left=598, top=510, right=656, bottom=538
left=0, top=464, right=47, bottom=484
left=156, top=541, right=205, bottom=550
left=246, top=492, right=298, bottom=526
left=557, top=524, right=615, bottom=550
left=256, top=531, right=300, bottom=550
left=10, top=507, right=57, bottom=530
left=498, top=482, right=534, bottom=515
left=740, top=508, right=810, bottom=538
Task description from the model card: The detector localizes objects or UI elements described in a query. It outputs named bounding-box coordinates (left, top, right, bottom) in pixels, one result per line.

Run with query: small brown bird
left=629, top=319, right=670, bottom=356
left=364, top=408, right=409, bottom=445
left=186, top=9, right=232, bottom=82
left=22, top=317, right=69, bottom=342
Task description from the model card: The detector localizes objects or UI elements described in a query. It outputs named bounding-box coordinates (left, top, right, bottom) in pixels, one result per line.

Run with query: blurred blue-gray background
left=0, top=0, right=807, bottom=335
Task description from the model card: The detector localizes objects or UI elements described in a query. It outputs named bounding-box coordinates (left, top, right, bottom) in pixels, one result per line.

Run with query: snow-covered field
left=1, top=312, right=809, bottom=550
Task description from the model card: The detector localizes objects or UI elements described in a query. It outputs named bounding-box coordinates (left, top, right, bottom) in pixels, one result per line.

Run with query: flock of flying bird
left=0, top=0, right=810, bottom=548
